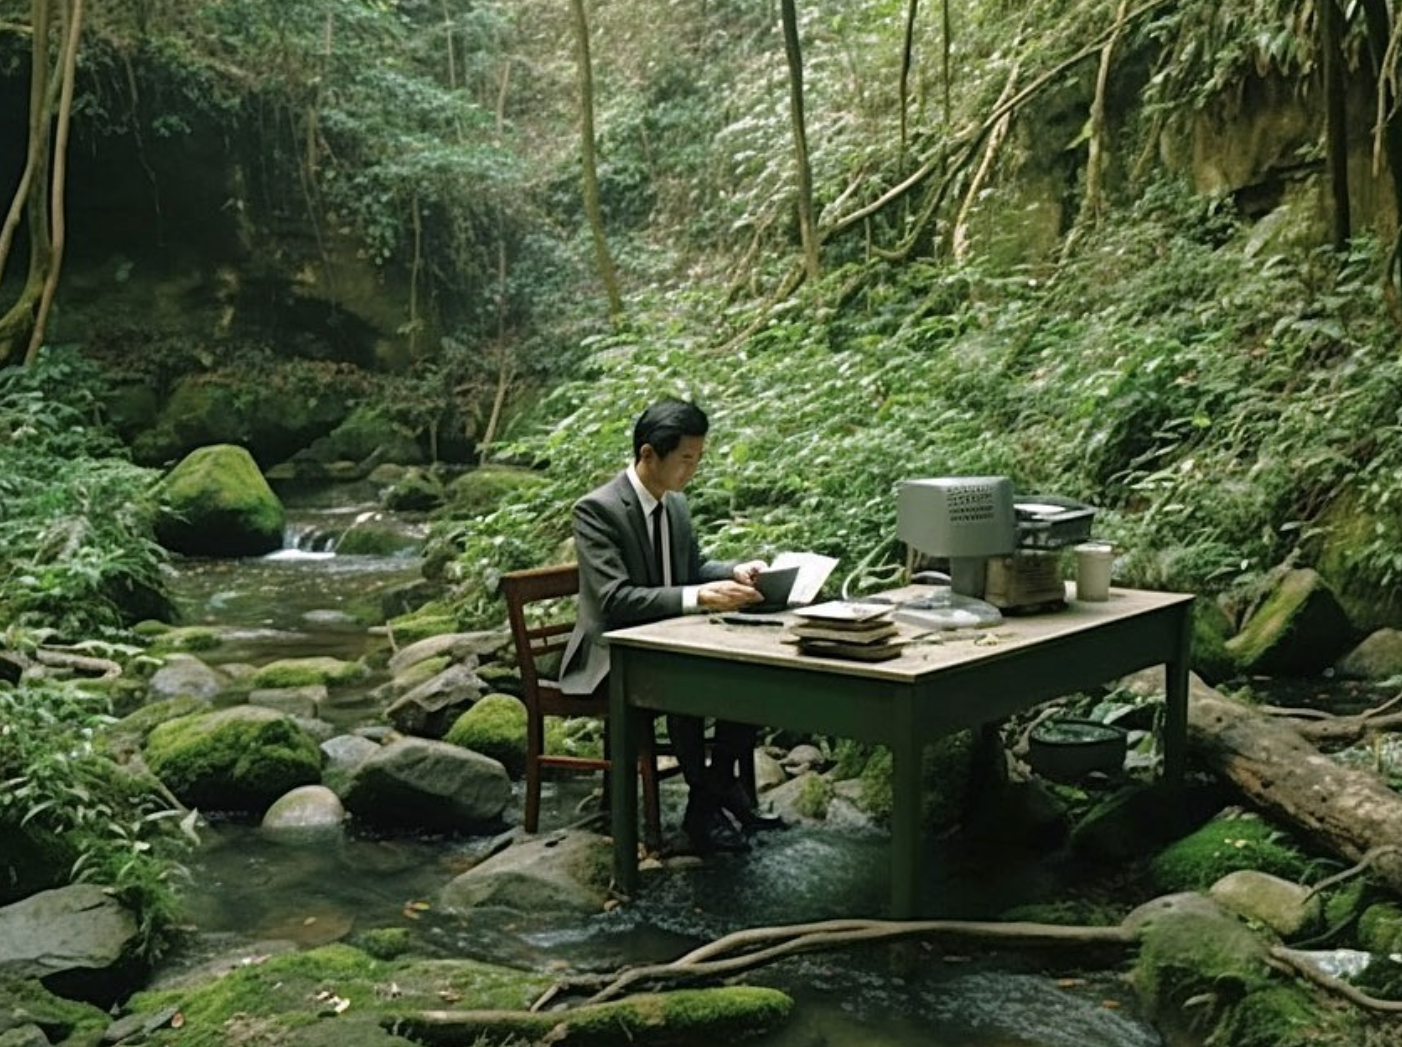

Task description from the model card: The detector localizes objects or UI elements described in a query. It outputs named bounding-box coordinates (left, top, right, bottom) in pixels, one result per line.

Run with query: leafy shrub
left=0, top=350, right=170, bottom=638
left=0, top=681, right=192, bottom=959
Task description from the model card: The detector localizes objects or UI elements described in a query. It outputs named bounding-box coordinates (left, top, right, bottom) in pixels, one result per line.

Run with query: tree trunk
left=0, top=0, right=57, bottom=366
left=1356, top=0, right=1402, bottom=292
left=569, top=0, right=623, bottom=321
left=1186, top=675, right=1402, bottom=895
left=1320, top=0, right=1352, bottom=250
left=25, top=0, right=83, bottom=365
left=780, top=0, right=820, bottom=282
left=898, top=0, right=918, bottom=171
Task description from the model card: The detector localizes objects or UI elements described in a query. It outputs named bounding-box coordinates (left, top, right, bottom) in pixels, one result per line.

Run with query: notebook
left=745, top=565, right=801, bottom=613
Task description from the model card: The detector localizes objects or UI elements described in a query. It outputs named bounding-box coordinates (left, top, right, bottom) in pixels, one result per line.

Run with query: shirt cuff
left=682, top=585, right=701, bottom=612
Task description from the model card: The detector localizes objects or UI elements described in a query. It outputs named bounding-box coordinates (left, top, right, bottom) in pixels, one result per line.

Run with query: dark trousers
left=667, top=713, right=756, bottom=800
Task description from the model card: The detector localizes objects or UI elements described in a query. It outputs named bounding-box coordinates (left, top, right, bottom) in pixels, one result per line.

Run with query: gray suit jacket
left=559, top=471, right=734, bottom=695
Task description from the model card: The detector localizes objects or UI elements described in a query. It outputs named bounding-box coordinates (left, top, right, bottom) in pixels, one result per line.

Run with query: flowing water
left=154, top=488, right=1164, bottom=1047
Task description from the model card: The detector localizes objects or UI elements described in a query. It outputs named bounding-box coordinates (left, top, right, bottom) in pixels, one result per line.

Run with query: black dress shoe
left=714, top=781, right=788, bottom=833
left=681, top=798, right=750, bottom=854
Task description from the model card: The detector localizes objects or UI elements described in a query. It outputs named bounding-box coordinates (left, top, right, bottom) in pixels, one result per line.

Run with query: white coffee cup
left=1074, top=543, right=1115, bottom=601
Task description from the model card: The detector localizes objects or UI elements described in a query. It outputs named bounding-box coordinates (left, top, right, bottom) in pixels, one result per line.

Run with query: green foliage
left=0, top=350, right=170, bottom=638
left=0, top=681, right=192, bottom=959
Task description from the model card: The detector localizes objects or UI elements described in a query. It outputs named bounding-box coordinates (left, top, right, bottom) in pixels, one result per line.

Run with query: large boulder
left=131, top=374, right=352, bottom=469
left=1315, top=488, right=1402, bottom=631
left=143, top=705, right=323, bottom=813
left=1224, top=568, right=1355, bottom=677
left=1334, top=627, right=1402, bottom=680
left=0, top=884, right=141, bottom=1002
left=440, top=830, right=612, bottom=915
left=341, top=737, right=509, bottom=831
left=155, top=444, right=286, bottom=557
left=442, top=465, right=546, bottom=519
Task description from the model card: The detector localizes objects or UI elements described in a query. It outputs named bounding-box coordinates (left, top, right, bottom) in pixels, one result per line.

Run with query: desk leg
left=609, top=656, right=639, bottom=897
left=1162, top=604, right=1191, bottom=796
left=889, top=704, right=923, bottom=919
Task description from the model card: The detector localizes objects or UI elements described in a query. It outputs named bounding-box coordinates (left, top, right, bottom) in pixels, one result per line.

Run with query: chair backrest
left=500, top=564, right=580, bottom=698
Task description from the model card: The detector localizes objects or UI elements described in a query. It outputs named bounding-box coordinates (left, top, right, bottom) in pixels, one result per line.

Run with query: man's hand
left=731, top=560, right=768, bottom=585
left=698, top=580, right=764, bottom=611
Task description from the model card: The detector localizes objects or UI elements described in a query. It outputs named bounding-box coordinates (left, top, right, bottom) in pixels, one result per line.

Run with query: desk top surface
left=604, top=584, right=1193, bottom=682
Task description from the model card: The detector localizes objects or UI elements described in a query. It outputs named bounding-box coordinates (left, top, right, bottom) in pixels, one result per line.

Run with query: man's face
left=641, top=434, right=705, bottom=494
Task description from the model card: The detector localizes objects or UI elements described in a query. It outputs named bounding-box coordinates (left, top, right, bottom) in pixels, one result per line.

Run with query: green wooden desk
left=607, top=584, right=1194, bottom=917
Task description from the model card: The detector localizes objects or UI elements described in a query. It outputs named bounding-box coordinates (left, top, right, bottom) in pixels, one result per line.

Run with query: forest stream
left=150, top=484, right=1165, bottom=1047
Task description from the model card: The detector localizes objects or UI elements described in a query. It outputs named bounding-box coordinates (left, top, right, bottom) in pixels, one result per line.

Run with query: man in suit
left=560, top=397, right=784, bottom=852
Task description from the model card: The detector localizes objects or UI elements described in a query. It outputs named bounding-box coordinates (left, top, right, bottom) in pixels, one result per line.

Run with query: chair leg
left=524, top=712, right=544, bottom=834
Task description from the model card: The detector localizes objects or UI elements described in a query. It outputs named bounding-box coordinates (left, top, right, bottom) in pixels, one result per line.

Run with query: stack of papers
left=788, top=602, right=903, bottom=662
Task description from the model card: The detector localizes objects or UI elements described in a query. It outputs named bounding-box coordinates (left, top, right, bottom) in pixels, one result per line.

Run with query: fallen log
left=1185, top=675, right=1402, bottom=896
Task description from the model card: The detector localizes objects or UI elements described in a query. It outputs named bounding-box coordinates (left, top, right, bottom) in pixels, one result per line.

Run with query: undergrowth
left=436, top=179, right=1402, bottom=629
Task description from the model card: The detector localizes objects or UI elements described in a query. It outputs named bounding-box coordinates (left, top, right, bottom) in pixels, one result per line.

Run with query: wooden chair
left=500, top=564, right=667, bottom=845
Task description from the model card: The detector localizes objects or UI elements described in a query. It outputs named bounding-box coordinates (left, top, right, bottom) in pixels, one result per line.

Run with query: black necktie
left=651, top=503, right=666, bottom=585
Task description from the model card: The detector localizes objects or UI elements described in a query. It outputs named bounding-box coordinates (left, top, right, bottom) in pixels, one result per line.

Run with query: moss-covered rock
left=302, top=406, right=423, bottom=467
left=846, top=730, right=976, bottom=828
left=384, top=605, right=461, bottom=646
left=1191, top=596, right=1237, bottom=683
left=134, top=373, right=352, bottom=469
left=99, top=694, right=212, bottom=760
left=143, top=706, right=322, bottom=812
left=1225, top=568, right=1355, bottom=677
left=1358, top=901, right=1402, bottom=953
left=146, top=626, right=222, bottom=656
left=1148, top=814, right=1312, bottom=893
left=249, top=656, right=367, bottom=690
left=0, top=976, right=110, bottom=1047
left=1316, top=488, right=1402, bottom=632
left=335, top=515, right=423, bottom=557
left=442, top=465, right=546, bottom=519
left=381, top=468, right=444, bottom=511
left=155, top=444, right=286, bottom=557
left=1128, top=893, right=1316, bottom=1047
left=443, top=694, right=527, bottom=777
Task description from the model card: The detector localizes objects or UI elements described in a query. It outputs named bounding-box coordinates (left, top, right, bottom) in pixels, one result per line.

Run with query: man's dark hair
left=633, top=398, right=709, bottom=461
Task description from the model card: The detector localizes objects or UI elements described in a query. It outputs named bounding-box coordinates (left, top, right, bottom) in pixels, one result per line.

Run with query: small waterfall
left=274, top=518, right=340, bottom=559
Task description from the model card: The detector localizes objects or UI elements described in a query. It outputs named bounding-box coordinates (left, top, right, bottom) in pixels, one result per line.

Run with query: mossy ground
left=1148, top=814, right=1313, bottom=892
left=121, top=944, right=791, bottom=1047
